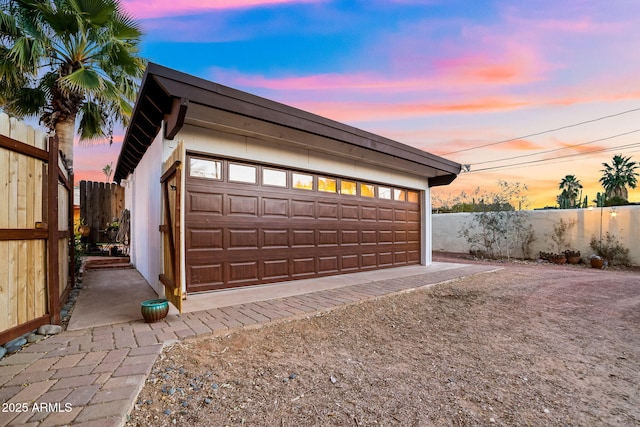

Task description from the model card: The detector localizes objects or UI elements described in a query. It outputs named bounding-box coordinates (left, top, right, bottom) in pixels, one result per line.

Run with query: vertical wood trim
left=47, top=136, right=60, bottom=325
left=174, top=166, right=182, bottom=301
left=68, top=172, right=75, bottom=293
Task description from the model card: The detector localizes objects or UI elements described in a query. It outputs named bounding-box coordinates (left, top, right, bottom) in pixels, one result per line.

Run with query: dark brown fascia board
left=115, top=62, right=461, bottom=181
left=164, top=97, right=189, bottom=140
left=152, top=72, right=461, bottom=175
left=428, top=174, right=458, bottom=187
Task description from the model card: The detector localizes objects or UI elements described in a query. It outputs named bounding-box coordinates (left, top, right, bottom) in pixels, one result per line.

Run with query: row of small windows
left=189, top=156, right=419, bottom=203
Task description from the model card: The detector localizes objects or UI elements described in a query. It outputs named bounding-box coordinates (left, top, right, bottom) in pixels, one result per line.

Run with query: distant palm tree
left=558, top=174, right=583, bottom=208
left=599, top=155, right=639, bottom=200
left=0, top=0, right=146, bottom=171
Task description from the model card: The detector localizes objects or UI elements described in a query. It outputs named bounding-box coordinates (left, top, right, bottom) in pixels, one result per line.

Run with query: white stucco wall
left=433, top=206, right=640, bottom=265
left=124, top=131, right=171, bottom=294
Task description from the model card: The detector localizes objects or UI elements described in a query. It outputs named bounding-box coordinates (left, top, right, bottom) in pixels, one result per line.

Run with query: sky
left=72, top=0, right=640, bottom=208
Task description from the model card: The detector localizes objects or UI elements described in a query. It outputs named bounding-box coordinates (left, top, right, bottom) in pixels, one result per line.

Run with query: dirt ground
left=127, top=256, right=640, bottom=426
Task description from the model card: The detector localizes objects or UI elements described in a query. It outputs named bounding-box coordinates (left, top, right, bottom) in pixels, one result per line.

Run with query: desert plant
left=548, top=218, right=576, bottom=254
left=589, top=232, right=630, bottom=266
left=459, top=181, right=533, bottom=260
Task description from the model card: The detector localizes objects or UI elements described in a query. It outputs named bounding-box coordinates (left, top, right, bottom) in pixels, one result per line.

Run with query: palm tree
left=558, top=174, right=582, bottom=208
left=599, top=155, right=639, bottom=201
left=0, top=0, right=145, bottom=171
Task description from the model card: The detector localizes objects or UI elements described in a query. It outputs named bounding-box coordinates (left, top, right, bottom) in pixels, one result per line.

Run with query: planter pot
left=550, top=256, right=566, bottom=265
left=567, top=256, right=581, bottom=265
left=590, top=258, right=605, bottom=269
left=78, top=225, right=90, bottom=237
left=141, top=299, right=169, bottom=323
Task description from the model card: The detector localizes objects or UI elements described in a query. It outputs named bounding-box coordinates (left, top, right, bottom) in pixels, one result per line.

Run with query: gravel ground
left=127, top=257, right=640, bottom=426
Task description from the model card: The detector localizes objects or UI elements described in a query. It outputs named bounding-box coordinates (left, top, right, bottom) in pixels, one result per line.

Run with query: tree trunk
left=55, top=116, right=76, bottom=171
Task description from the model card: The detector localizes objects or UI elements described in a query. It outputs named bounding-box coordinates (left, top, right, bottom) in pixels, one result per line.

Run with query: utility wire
left=468, top=141, right=640, bottom=173
left=472, top=129, right=640, bottom=165
left=442, top=107, right=640, bottom=155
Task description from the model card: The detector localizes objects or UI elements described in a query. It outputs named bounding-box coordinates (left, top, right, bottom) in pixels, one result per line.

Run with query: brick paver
left=0, top=263, right=495, bottom=427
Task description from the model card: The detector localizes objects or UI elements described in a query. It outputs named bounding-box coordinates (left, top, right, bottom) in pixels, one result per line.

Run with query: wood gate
left=0, top=115, right=73, bottom=345
left=159, top=160, right=182, bottom=312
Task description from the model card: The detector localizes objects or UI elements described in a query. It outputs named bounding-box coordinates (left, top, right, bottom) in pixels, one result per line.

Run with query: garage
left=113, top=63, right=461, bottom=312
left=185, top=154, right=421, bottom=292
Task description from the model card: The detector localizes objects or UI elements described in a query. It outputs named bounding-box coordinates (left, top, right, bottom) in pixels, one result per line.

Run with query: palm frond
left=77, top=100, right=108, bottom=141
left=58, top=67, right=103, bottom=94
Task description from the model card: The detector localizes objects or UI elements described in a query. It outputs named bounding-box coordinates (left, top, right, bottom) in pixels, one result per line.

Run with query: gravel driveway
left=128, top=256, right=640, bottom=426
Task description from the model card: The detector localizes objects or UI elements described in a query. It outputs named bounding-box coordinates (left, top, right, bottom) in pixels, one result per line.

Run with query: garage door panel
left=341, top=204, right=359, bottom=220
left=362, top=230, right=377, bottom=244
left=228, top=229, right=259, bottom=248
left=263, top=229, right=289, bottom=247
left=361, top=253, right=377, bottom=267
left=341, top=255, right=359, bottom=270
left=341, top=230, right=359, bottom=245
left=394, top=209, right=407, bottom=222
left=379, top=207, right=393, bottom=221
left=379, top=252, right=394, bottom=266
left=292, top=200, right=315, bottom=218
left=293, top=258, right=316, bottom=277
left=394, top=251, right=408, bottom=264
left=228, top=261, right=259, bottom=284
left=188, top=264, right=224, bottom=291
left=319, top=256, right=339, bottom=273
left=189, top=192, right=223, bottom=214
left=228, top=195, right=258, bottom=216
left=408, top=209, right=420, bottom=223
left=292, top=229, right=315, bottom=247
left=318, top=202, right=338, bottom=219
left=319, top=230, right=338, bottom=246
left=189, top=228, right=223, bottom=249
left=263, top=197, right=289, bottom=217
left=263, top=259, right=290, bottom=280
left=379, top=230, right=393, bottom=243
left=361, top=206, right=377, bottom=221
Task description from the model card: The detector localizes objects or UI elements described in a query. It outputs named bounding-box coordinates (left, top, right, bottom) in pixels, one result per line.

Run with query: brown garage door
left=184, top=154, right=421, bottom=293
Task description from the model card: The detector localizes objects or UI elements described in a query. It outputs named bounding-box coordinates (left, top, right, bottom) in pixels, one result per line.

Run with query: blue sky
left=75, top=0, right=640, bottom=207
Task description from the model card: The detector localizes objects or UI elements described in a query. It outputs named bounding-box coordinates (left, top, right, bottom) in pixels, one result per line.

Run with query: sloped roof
left=114, top=63, right=461, bottom=185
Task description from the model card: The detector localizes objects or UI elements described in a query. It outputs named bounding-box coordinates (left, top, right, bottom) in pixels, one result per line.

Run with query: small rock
left=330, top=376, right=337, bottom=384
left=543, top=408, right=550, bottom=414
left=163, top=409, right=172, bottom=415
left=0, top=346, right=7, bottom=360
left=204, top=398, right=212, bottom=404
left=5, top=337, right=27, bottom=353
left=38, top=324, right=63, bottom=335
left=282, top=377, right=289, bottom=383
left=181, top=401, right=189, bottom=407
left=6, top=336, right=27, bottom=348
left=211, top=384, right=219, bottom=390
left=490, top=418, right=496, bottom=423
left=289, top=373, right=298, bottom=380
left=168, top=388, right=176, bottom=395
left=27, top=334, right=44, bottom=343
left=146, top=399, right=153, bottom=405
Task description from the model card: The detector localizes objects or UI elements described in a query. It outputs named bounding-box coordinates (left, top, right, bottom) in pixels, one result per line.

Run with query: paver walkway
left=0, top=263, right=496, bottom=427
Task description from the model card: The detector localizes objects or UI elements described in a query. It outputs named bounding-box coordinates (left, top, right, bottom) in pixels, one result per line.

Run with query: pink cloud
left=121, top=0, right=323, bottom=19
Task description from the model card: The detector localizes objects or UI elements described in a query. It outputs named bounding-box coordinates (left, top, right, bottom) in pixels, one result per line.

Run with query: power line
left=473, top=129, right=640, bottom=166
left=442, top=107, right=640, bottom=155
left=468, top=141, right=640, bottom=173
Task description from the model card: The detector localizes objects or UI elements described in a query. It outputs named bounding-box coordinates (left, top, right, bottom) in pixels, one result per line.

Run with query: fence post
left=47, top=136, right=60, bottom=325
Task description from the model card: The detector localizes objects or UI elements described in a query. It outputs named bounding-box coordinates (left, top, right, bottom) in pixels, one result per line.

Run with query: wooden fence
left=79, top=181, right=124, bottom=244
left=0, top=114, right=73, bottom=345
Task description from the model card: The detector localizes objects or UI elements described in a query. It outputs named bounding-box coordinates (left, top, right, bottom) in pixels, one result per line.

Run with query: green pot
left=141, top=299, right=169, bottom=323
